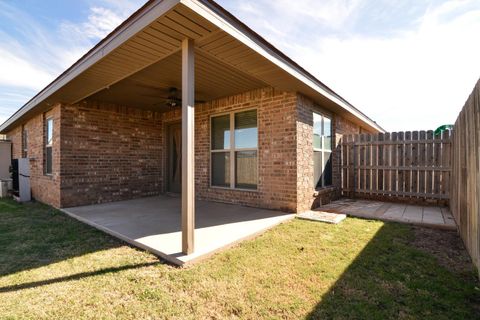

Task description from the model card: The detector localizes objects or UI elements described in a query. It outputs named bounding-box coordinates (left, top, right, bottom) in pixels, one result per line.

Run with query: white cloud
left=61, top=6, right=126, bottom=40
left=0, top=47, right=53, bottom=91
left=0, top=0, right=145, bottom=124
left=270, top=0, right=362, bottom=29
left=222, top=0, right=480, bottom=131
left=306, top=4, right=480, bottom=131
left=2, top=0, right=479, bottom=132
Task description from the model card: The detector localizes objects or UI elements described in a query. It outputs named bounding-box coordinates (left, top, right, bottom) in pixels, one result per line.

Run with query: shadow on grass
left=306, top=222, right=480, bottom=319
left=0, top=199, right=131, bottom=278
left=0, top=261, right=160, bottom=293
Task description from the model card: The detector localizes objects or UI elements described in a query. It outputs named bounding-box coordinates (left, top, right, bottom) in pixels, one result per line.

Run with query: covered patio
left=0, top=0, right=384, bottom=261
left=62, top=195, right=294, bottom=265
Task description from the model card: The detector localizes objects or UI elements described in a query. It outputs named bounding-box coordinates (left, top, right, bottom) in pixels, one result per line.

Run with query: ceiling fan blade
left=139, top=93, right=169, bottom=99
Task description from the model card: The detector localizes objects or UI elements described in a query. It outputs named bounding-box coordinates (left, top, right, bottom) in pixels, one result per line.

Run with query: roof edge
left=182, top=0, right=384, bottom=133
left=1, top=0, right=384, bottom=133
left=0, top=0, right=179, bottom=133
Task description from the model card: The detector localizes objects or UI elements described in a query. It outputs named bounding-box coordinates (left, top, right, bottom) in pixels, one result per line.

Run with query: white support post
left=181, top=38, right=195, bottom=254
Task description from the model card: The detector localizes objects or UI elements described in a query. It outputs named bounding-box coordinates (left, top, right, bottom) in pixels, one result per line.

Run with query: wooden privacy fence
left=340, top=131, right=452, bottom=205
left=450, top=79, right=480, bottom=273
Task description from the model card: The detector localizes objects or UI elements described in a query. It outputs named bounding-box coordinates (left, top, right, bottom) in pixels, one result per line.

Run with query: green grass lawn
left=0, top=199, right=478, bottom=319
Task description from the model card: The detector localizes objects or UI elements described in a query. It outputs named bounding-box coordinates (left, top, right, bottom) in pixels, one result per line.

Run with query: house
left=0, top=0, right=383, bottom=260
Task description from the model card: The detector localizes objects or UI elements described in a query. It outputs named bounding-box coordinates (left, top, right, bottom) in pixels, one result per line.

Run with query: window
left=211, top=109, right=258, bottom=190
left=313, top=112, right=332, bottom=188
left=45, top=118, right=53, bottom=175
left=22, top=126, right=28, bottom=158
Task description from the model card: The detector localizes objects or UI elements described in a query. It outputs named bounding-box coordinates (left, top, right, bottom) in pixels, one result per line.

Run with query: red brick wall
left=163, top=88, right=298, bottom=212
left=59, top=101, right=164, bottom=207
left=8, top=126, right=21, bottom=159
left=5, top=88, right=375, bottom=213
left=296, top=94, right=369, bottom=212
left=59, top=88, right=298, bottom=211
left=6, top=105, right=61, bottom=207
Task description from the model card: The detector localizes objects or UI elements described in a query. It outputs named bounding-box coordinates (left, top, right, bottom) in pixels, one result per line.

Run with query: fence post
left=352, top=136, right=357, bottom=199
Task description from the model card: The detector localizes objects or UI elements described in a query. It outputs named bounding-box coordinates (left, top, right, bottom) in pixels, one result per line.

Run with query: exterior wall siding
left=5, top=88, right=376, bottom=213
left=296, top=94, right=370, bottom=212
left=6, top=105, right=61, bottom=207
left=163, top=88, right=298, bottom=212
left=60, top=101, right=164, bottom=207
left=58, top=88, right=297, bottom=210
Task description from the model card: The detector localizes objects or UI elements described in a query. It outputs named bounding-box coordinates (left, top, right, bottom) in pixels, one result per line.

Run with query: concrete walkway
left=318, top=199, right=456, bottom=230
left=62, top=196, right=294, bottom=266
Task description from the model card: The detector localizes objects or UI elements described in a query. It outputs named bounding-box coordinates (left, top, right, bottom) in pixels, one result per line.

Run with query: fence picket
left=405, top=131, right=412, bottom=198
left=397, top=131, right=405, bottom=195
left=378, top=133, right=384, bottom=192
left=419, top=131, right=426, bottom=198
left=412, top=131, right=419, bottom=198
left=349, top=134, right=355, bottom=197
left=442, top=130, right=451, bottom=198
left=365, top=134, right=371, bottom=194
left=433, top=130, right=442, bottom=196
left=385, top=133, right=391, bottom=193
left=391, top=132, right=398, bottom=195
left=371, top=133, right=377, bottom=193
left=426, top=130, right=434, bottom=196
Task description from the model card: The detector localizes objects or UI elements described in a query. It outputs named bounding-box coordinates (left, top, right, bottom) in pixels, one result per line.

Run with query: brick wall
left=296, top=94, right=368, bottom=212
left=163, top=88, right=298, bottom=212
left=5, top=88, right=375, bottom=213
left=6, top=105, right=61, bottom=207
left=58, top=88, right=298, bottom=211
left=60, top=101, right=164, bottom=207
left=8, top=126, right=21, bottom=159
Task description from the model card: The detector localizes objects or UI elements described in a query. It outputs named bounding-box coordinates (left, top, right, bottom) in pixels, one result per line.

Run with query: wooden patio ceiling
left=89, top=41, right=268, bottom=111
left=9, top=3, right=282, bottom=118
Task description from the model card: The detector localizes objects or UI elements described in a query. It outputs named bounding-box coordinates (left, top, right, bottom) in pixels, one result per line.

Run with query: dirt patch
left=412, top=226, right=476, bottom=279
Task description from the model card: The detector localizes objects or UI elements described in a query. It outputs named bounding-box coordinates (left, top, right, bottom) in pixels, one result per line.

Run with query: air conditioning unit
left=11, top=158, right=31, bottom=202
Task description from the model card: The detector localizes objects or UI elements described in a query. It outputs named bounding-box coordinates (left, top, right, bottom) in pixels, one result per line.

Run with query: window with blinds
left=211, top=109, right=258, bottom=190
left=313, top=112, right=332, bottom=189
left=22, top=126, right=28, bottom=158
left=45, top=117, right=53, bottom=175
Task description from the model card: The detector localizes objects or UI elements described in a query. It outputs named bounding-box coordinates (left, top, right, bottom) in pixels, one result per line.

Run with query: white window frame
left=313, top=112, right=333, bottom=189
left=45, top=117, right=53, bottom=175
left=210, top=108, right=258, bottom=190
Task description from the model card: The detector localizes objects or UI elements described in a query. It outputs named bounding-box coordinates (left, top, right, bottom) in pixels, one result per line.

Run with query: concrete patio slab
left=383, top=204, right=406, bottom=219
left=62, top=196, right=294, bottom=266
left=403, top=206, right=424, bottom=222
left=319, top=199, right=456, bottom=230
left=297, top=210, right=346, bottom=224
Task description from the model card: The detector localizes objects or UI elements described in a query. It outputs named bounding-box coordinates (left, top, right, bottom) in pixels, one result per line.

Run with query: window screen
left=45, top=118, right=53, bottom=175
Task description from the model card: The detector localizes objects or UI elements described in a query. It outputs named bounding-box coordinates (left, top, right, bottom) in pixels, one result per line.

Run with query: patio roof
left=0, top=0, right=384, bottom=133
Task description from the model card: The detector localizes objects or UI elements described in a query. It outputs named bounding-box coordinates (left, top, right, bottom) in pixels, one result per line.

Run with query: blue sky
left=1, top=0, right=479, bottom=131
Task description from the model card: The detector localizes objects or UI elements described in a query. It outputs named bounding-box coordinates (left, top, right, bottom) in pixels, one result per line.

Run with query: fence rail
left=340, top=130, right=451, bottom=205
left=450, top=79, right=480, bottom=273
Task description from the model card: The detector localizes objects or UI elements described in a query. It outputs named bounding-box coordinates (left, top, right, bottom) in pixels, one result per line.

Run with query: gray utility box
left=0, top=179, right=12, bottom=198
left=0, top=140, right=12, bottom=198
left=18, top=158, right=31, bottom=202
left=0, top=140, right=11, bottom=179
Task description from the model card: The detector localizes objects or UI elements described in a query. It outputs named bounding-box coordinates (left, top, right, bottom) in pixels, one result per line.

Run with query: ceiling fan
left=135, top=83, right=204, bottom=108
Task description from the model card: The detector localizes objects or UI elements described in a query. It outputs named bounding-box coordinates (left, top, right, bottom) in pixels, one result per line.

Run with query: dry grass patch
left=0, top=199, right=478, bottom=319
